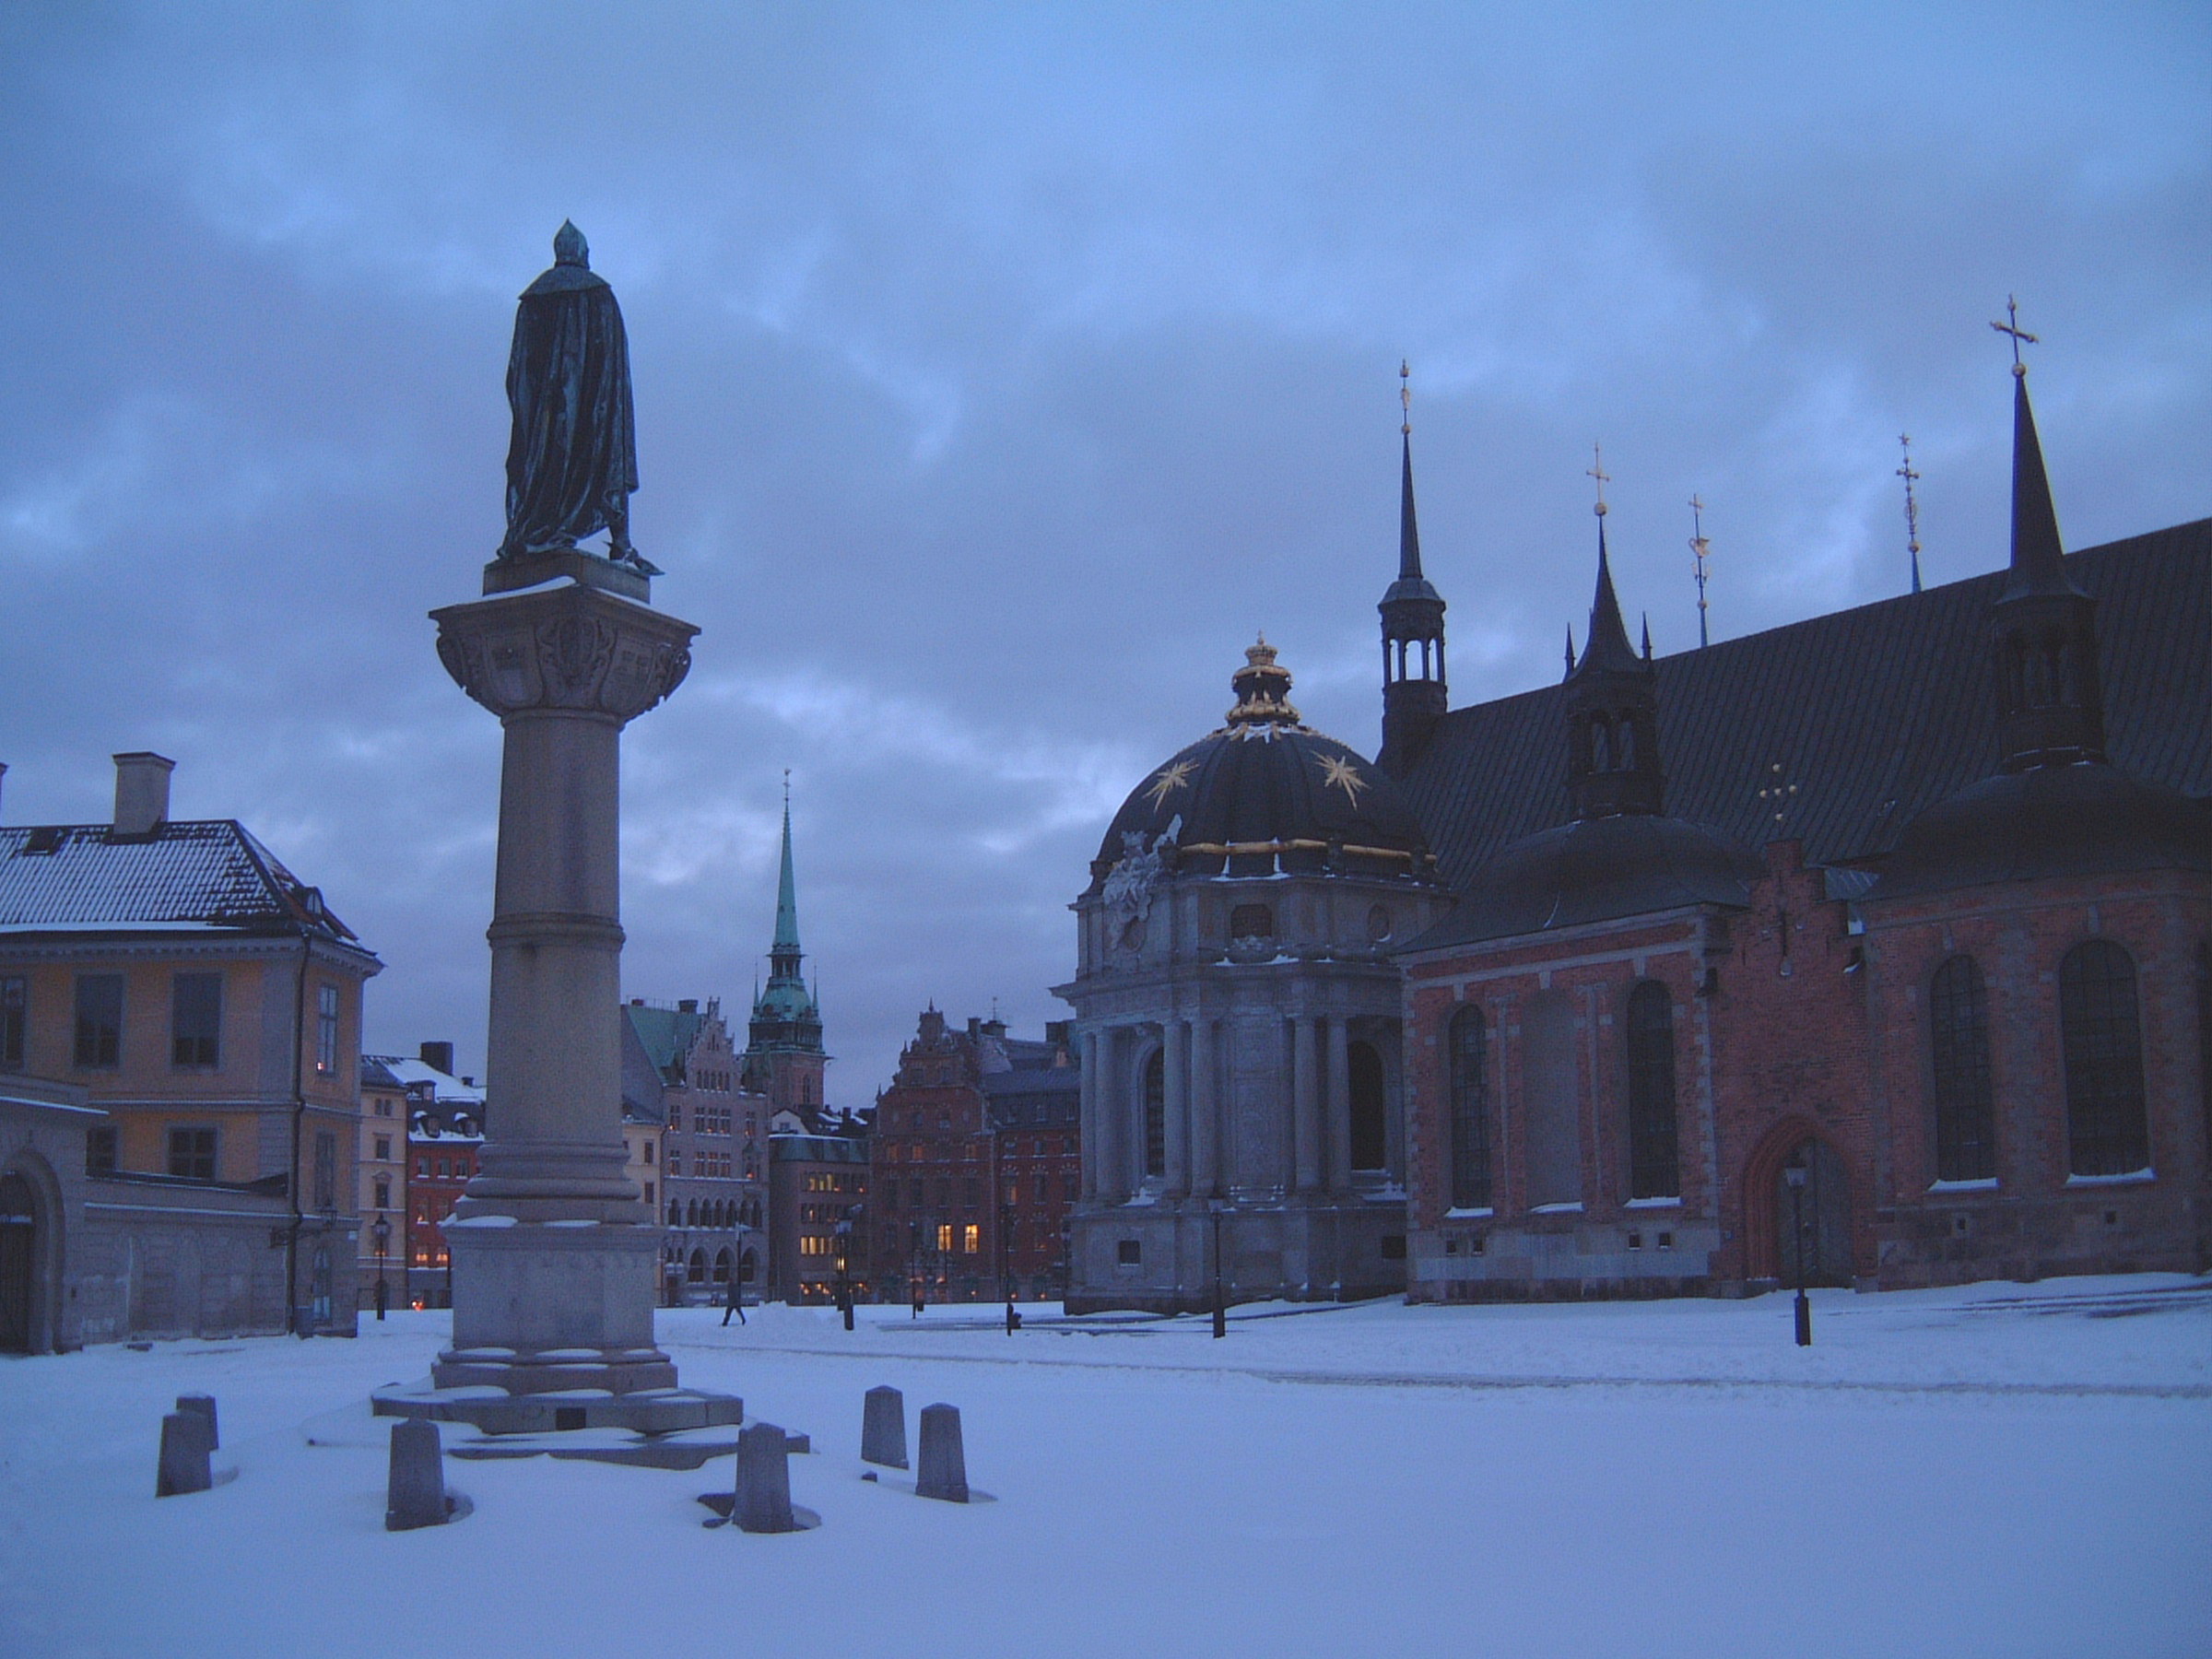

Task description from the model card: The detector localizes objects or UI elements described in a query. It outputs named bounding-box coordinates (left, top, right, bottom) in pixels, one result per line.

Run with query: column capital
left=433, top=581, right=698, bottom=724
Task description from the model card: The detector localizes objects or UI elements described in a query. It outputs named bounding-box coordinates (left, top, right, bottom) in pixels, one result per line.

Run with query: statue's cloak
left=500, top=249, right=639, bottom=558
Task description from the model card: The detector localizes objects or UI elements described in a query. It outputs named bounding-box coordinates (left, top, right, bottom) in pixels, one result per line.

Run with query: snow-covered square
left=3, top=1277, right=2206, bottom=1659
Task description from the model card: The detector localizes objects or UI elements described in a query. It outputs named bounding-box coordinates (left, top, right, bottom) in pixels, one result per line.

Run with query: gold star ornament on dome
left=1145, top=759, right=1197, bottom=807
left=1315, top=752, right=1370, bottom=805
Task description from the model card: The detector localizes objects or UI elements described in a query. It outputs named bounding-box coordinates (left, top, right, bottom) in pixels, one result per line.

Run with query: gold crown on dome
left=1226, top=633, right=1301, bottom=727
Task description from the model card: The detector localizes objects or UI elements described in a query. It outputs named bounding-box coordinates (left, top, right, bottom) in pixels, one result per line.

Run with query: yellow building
left=0, top=753, right=382, bottom=1337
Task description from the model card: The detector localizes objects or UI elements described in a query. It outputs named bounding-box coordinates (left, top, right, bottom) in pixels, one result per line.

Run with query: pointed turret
left=1378, top=364, right=1448, bottom=775
left=1989, top=354, right=2106, bottom=770
left=770, top=794, right=803, bottom=973
left=1564, top=520, right=1665, bottom=820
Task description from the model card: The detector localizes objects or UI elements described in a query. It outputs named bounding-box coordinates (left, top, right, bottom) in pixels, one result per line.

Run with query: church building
left=1065, top=346, right=2208, bottom=1311
left=1390, top=354, right=2209, bottom=1300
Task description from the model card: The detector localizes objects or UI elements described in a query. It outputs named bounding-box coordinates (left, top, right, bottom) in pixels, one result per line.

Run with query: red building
left=1391, top=361, right=2209, bottom=1300
left=378, top=1053, right=483, bottom=1309
left=870, top=1009, right=1079, bottom=1302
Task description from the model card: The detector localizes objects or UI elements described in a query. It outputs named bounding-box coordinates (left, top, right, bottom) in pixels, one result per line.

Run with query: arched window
left=712, top=1249, right=733, bottom=1284
left=1447, top=1006, right=1490, bottom=1210
left=2196, top=941, right=2212, bottom=1154
left=667, top=1201, right=679, bottom=1227
left=685, top=1199, right=699, bottom=1227
left=687, top=1248, right=706, bottom=1284
left=1625, top=981, right=1679, bottom=1200
left=1929, top=955, right=1995, bottom=1182
left=1591, top=718, right=1611, bottom=771
left=1348, top=1041, right=1386, bottom=1171
left=2061, top=940, right=2149, bottom=1176
left=1142, top=1048, right=1166, bottom=1179
left=1616, top=718, right=1635, bottom=769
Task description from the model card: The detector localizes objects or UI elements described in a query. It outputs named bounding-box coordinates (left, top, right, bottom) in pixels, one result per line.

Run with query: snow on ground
left=2, top=1276, right=2206, bottom=1659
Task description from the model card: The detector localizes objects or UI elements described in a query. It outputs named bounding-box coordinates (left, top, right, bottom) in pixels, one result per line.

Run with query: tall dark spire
left=1985, top=322, right=2105, bottom=771
left=1565, top=514, right=1664, bottom=820
left=750, top=776, right=822, bottom=1042
left=1378, top=360, right=1448, bottom=776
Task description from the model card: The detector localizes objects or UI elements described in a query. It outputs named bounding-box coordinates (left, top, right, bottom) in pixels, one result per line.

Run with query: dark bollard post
left=733, top=1421, right=797, bottom=1534
left=386, top=1419, right=449, bottom=1531
left=175, top=1393, right=218, bottom=1451
left=156, top=1410, right=214, bottom=1498
left=1786, top=1159, right=1813, bottom=1347
left=915, top=1403, right=969, bottom=1503
left=861, top=1384, right=908, bottom=1470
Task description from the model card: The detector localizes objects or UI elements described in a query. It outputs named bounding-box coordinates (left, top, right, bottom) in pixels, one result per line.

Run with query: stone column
left=428, top=566, right=697, bottom=1396
left=1163, top=1018, right=1190, bottom=1198
left=1292, top=1015, right=1323, bottom=1194
left=1326, top=1014, right=1352, bottom=1194
left=1078, top=1029, right=1100, bottom=1202
left=1096, top=1029, right=1124, bottom=1203
left=1189, top=1016, right=1218, bottom=1199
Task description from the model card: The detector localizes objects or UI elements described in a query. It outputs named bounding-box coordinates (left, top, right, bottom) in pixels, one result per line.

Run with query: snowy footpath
left=3, top=1275, right=2206, bottom=1658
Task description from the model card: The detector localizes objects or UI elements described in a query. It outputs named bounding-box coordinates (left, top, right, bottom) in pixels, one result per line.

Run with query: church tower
left=1378, top=365, right=1447, bottom=775
left=742, top=783, right=829, bottom=1118
left=1990, top=344, right=2107, bottom=771
left=1563, top=516, right=1665, bottom=820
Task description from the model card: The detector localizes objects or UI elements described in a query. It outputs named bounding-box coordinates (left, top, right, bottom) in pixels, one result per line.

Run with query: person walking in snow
left=722, top=1272, right=746, bottom=1327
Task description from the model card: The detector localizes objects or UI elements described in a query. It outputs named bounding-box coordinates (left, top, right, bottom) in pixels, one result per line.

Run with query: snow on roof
left=365, top=1054, right=485, bottom=1104
left=0, top=818, right=363, bottom=944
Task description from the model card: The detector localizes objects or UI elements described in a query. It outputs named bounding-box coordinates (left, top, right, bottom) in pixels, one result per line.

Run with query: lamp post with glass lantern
left=1785, top=1158, right=1812, bottom=1347
left=371, top=1210, right=391, bottom=1321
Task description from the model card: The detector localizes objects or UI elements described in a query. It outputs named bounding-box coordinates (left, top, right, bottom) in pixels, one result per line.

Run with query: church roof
left=1396, top=518, right=2212, bottom=887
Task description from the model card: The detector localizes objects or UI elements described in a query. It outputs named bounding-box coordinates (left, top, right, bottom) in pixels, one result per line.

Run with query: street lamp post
left=1209, top=1197, right=1228, bottom=1339
left=1785, top=1159, right=1812, bottom=1347
left=371, top=1210, right=391, bottom=1321
left=834, top=1210, right=854, bottom=1331
left=1001, top=1197, right=1019, bottom=1335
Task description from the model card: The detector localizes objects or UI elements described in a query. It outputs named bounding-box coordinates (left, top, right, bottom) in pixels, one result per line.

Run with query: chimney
left=418, top=1041, right=455, bottom=1076
left=678, top=998, right=699, bottom=1014
left=112, top=752, right=175, bottom=837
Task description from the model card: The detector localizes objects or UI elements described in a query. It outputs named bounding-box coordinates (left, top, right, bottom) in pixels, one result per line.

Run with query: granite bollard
left=386, top=1419, right=448, bottom=1532
left=915, top=1403, right=968, bottom=1503
left=176, top=1394, right=218, bottom=1450
left=734, top=1421, right=796, bottom=1535
left=156, top=1409, right=213, bottom=1498
left=861, top=1385, right=908, bottom=1470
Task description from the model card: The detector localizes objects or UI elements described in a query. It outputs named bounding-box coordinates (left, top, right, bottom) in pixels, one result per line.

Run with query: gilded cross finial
left=1400, top=359, right=1411, bottom=437
left=1990, top=295, right=2037, bottom=377
left=1688, top=494, right=1712, bottom=649
left=1588, top=443, right=1610, bottom=517
left=1897, top=434, right=1924, bottom=594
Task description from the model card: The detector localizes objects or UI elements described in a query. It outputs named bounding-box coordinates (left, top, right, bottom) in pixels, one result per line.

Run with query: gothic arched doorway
left=0, top=1171, right=37, bottom=1353
left=1773, top=1139, right=1853, bottom=1288
left=1347, top=1041, right=1387, bottom=1171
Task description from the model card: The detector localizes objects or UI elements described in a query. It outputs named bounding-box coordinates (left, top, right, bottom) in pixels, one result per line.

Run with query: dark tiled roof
left=624, top=1003, right=709, bottom=1080
left=982, top=1065, right=1080, bottom=1098
left=1399, top=520, right=2212, bottom=885
left=0, top=818, right=361, bottom=940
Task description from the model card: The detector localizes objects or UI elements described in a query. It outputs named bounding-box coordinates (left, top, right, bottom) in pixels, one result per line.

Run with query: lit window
left=314, top=984, right=339, bottom=1076
left=963, top=1224, right=980, bottom=1254
left=936, top=1223, right=954, bottom=1253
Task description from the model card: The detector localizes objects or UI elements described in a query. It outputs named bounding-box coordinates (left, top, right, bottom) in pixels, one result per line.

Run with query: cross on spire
left=1990, top=294, right=2038, bottom=377
left=1688, top=493, right=1712, bottom=648
left=1587, top=443, right=1610, bottom=517
left=1897, top=434, right=1924, bottom=594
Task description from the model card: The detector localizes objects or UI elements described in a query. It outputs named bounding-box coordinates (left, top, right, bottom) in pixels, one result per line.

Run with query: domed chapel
left=1065, top=346, right=2210, bottom=1312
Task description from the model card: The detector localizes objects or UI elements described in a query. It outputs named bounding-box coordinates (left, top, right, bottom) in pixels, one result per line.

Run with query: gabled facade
left=625, top=995, right=766, bottom=1302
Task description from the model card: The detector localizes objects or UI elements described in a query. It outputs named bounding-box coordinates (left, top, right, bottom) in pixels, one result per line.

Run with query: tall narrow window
left=74, top=974, right=124, bottom=1069
left=0, top=977, right=25, bottom=1071
left=1929, top=956, right=1996, bottom=1182
left=2196, top=942, right=2211, bottom=1159
left=313, top=1130, right=337, bottom=1211
left=171, top=972, right=222, bottom=1068
left=1142, top=1048, right=1166, bottom=1179
left=1448, top=1006, right=1491, bottom=1210
left=1348, top=1041, right=1387, bottom=1171
left=315, top=983, right=339, bottom=1076
left=2060, top=940, right=2149, bottom=1177
left=86, top=1124, right=117, bottom=1175
left=1625, top=982, right=1680, bottom=1200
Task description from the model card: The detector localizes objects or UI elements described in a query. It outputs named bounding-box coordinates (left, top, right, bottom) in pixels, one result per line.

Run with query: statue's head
left=553, top=220, right=590, bottom=268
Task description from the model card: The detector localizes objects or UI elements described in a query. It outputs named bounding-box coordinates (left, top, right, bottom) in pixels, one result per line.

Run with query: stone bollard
left=733, top=1421, right=796, bottom=1534
left=175, top=1394, right=219, bottom=1450
left=915, top=1403, right=968, bottom=1503
left=861, top=1385, right=908, bottom=1469
left=385, top=1419, right=448, bottom=1532
left=156, top=1410, right=213, bottom=1498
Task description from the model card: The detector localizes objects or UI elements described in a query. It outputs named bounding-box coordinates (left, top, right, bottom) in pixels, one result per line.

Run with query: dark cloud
left=3, top=2, right=2206, bottom=1096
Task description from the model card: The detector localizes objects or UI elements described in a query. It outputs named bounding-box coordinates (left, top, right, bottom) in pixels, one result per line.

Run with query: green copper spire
left=753, top=773, right=818, bottom=1030
left=771, top=781, right=802, bottom=960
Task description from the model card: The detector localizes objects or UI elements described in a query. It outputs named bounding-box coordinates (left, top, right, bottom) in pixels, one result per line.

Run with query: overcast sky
left=3, top=3, right=2206, bottom=1100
